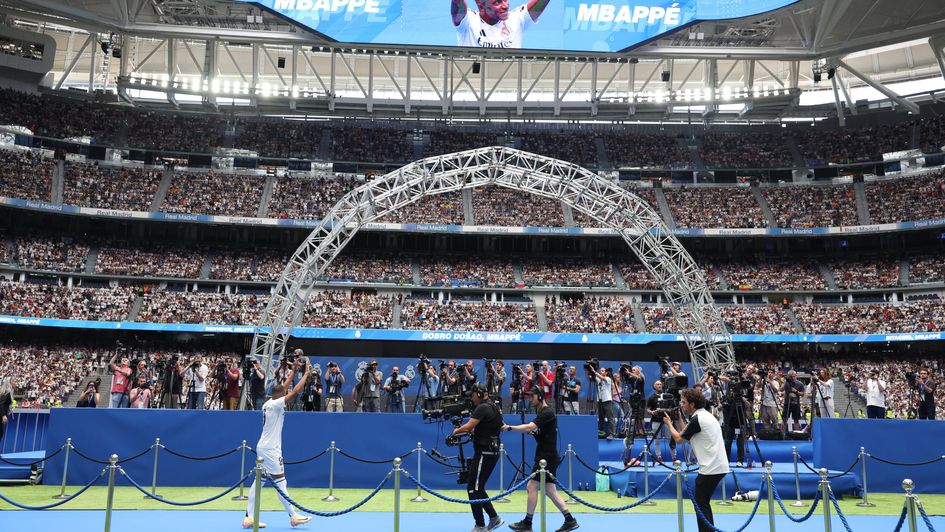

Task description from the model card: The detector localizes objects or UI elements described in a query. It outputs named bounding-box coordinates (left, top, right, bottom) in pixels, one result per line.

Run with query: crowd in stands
left=471, top=186, right=565, bottom=226
left=908, top=252, right=945, bottom=284
left=236, top=119, right=324, bottom=159
left=840, top=358, right=944, bottom=419
left=618, top=262, right=661, bottom=290
left=302, top=291, right=394, bottom=329
left=420, top=257, right=518, bottom=288
left=268, top=175, right=359, bottom=220
left=830, top=257, right=901, bottom=289
left=603, top=132, right=691, bottom=168
left=0, top=343, right=98, bottom=407
left=425, top=130, right=501, bottom=157
left=13, top=235, right=89, bottom=272
left=519, top=131, right=598, bottom=167
left=122, top=111, right=222, bottom=153
left=330, top=125, right=411, bottom=163
left=380, top=191, right=465, bottom=225
left=917, top=114, right=945, bottom=153
left=520, top=257, right=615, bottom=287
left=136, top=290, right=266, bottom=325
left=795, top=299, right=945, bottom=334
left=866, top=172, right=945, bottom=224
left=763, top=184, right=858, bottom=228
left=793, top=123, right=913, bottom=165
left=211, top=249, right=286, bottom=282
left=665, top=186, right=767, bottom=228
left=163, top=171, right=265, bottom=217
left=0, top=149, right=53, bottom=202
left=402, top=299, right=539, bottom=332
left=322, top=255, right=413, bottom=284
left=0, top=88, right=124, bottom=140
left=545, top=296, right=635, bottom=333
left=643, top=305, right=796, bottom=334
left=63, top=162, right=162, bottom=211
left=717, top=259, right=827, bottom=291
left=699, top=132, right=793, bottom=168
left=0, top=280, right=135, bottom=321
left=96, top=243, right=204, bottom=278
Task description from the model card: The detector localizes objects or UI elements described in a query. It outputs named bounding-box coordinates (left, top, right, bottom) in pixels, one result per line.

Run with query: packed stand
left=268, top=175, right=359, bottom=220
left=717, top=259, right=827, bottom=291
left=793, top=123, right=912, bottom=165
left=519, top=131, right=598, bottom=167
left=379, top=191, right=465, bottom=225
left=0, top=343, right=98, bottom=407
left=794, top=300, right=945, bottom=334
left=420, top=257, right=518, bottom=288
left=520, top=257, right=615, bottom=287
left=762, top=184, right=859, bottom=228
left=838, top=358, right=944, bottom=419
left=642, top=306, right=680, bottom=333
left=163, top=171, right=265, bottom=217
left=96, top=243, right=204, bottom=278
left=13, top=235, right=89, bottom=272
left=617, top=262, right=661, bottom=290
left=0, top=88, right=125, bottom=140
left=136, top=290, right=266, bottom=325
left=210, top=249, right=287, bottom=282
left=302, top=290, right=393, bottom=329
left=236, top=119, right=324, bottom=158
left=909, top=252, right=945, bottom=284
left=321, top=255, right=413, bottom=284
left=603, top=132, right=691, bottom=168
left=472, top=186, right=565, bottom=227
left=699, top=132, right=792, bottom=168
left=330, top=125, right=411, bottom=163
left=830, top=257, right=900, bottom=289
left=664, top=186, right=767, bottom=228
left=718, top=305, right=797, bottom=334
left=0, top=149, right=53, bottom=201
left=425, top=130, right=500, bottom=157
left=544, top=296, right=635, bottom=333
left=123, top=110, right=223, bottom=153
left=917, top=114, right=945, bottom=153
left=866, top=172, right=945, bottom=224
left=402, top=299, right=539, bottom=332
left=63, top=162, right=162, bottom=211
left=0, top=280, right=135, bottom=321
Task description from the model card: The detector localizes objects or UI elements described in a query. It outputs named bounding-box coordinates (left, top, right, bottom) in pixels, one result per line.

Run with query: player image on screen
left=451, top=0, right=551, bottom=49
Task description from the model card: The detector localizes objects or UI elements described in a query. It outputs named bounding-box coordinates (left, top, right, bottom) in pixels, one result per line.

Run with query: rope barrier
left=161, top=445, right=240, bottom=461
left=769, top=477, right=820, bottom=522
left=798, top=454, right=859, bottom=479
left=868, top=454, right=945, bottom=467
left=421, top=450, right=461, bottom=469
left=0, top=444, right=65, bottom=467
left=336, top=448, right=414, bottom=465
left=401, top=469, right=535, bottom=505
left=685, top=475, right=764, bottom=532
left=70, top=444, right=152, bottom=465
left=918, top=501, right=938, bottom=532
left=555, top=473, right=673, bottom=511
left=505, top=453, right=530, bottom=478
left=268, top=471, right=391, bottom=517
left=892, top=506, right=909, bottom=532
left=120, top=467, right=254, bottom=506
left=828, top=488, right=855, bottom=532
left=572, top=451, right=636, bottom=476
left=284, top=449, right=327, bottom=465
left=0, top=468, right=105, bottom=510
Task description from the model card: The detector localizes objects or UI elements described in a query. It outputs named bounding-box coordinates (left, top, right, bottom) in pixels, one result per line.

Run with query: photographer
left=129, top=373, right=153, bottom=409
left=461, top=360, right=478, bottom=396
left=504, top=388, right=579, bottom=532
left=520, top=364, right=536, bottom=413
left=759, top=370, right=781, bottom=430
left=509, top=364, right=524, bottom=413
left=277, top=350, right=306, bottom=411
left=324, top=362, right=345, bottom=412
left=383, top=366, right=411, bottom=413
left=224, top=358, right=241, bottom=411
left=416, top=363, right=440, bottom=413
left=450, top=383, right=504, bottom=532
left=561, top=366, right=582, bottom=415
left=916, top=368, right=937, bottom=420
left=486, top=360, right=506, bottom=410
left=359, top=360, right=382, bottom=413
left=664, top=389, right=729, bottom=532
left=442, top=360, right=460, bottom=396
left=108, top=353, right=133, bottom=408
left=132, top=359, right=151, bottom=386
left=249, top=358, right=267, bottom=410
left=301, top=370, right=322, bottom=412
left=537, top=361, right=554, bottom=401
left=862, top=370, right=887, bottom=419
left=594, top=365, right=614, bottom=440
left=781, top=370, right=806, bottom=433
left=646, top=380, right=677, bottom=463
left=76, top=379, right=101, bottom=408
left=179, top=355, right=209, bottom=410
left=719, top=368, right=754, bottom=467
left=625, top=366, right=646, bottom=436
left=611, top=369, right=626, bottom=436
left=811, top=367, right=835, bottom=419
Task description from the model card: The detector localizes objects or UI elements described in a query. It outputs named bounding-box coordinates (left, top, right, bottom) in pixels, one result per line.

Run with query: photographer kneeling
left=450, top=383, right=504, bottom=532
left=664, top=388, right=729, bottom=532
left=503, top=387, right=579, bottom=532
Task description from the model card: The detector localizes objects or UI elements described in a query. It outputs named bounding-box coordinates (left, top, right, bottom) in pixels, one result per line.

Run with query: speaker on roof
left=472, top=62, right=481, bottom=74
left=277, top=57, right=286, bottom=68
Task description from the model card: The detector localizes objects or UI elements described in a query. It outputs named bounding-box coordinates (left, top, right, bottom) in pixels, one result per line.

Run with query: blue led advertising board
left=239, top=0, right=799, bottom=53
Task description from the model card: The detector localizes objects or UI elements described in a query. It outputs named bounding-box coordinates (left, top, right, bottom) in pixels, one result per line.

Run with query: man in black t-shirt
left=916, top=368, right=937, bottom=420
left=561, top=366, right=581, bottom=415
left=503, top=387, right=579, bottom=532
left=451, top=383, right=505, bottom=532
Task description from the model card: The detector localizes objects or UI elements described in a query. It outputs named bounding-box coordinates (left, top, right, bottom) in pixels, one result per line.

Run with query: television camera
left=421, top=394, right=476, bottom=483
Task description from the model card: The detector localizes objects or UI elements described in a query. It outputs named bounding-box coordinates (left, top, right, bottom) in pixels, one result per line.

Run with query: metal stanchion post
left=322, top=441, right=339, bottom=502
left=903, top=479, right=918, bottom=532
left=766, top=461, right=776, bottom=532
left=790, top=446, right=806, bottom=507
left=641, top=443, right=656, bottom=506
left=675, top=460, right=685, bottom=532
left=53, top=438, right=72, bottom=499
left=565, top=444, right=576, bottom=504
left=393, top=457, right=402, bottom=532
left=539, top=459, right=547, bottom=532
left=411, top=442, right=427, bottom=502
left=819, top=468, right=832, bottom=532
left=147, top=437, right=161, bottom=498
left=103, top=454, right=118, bottom=532
left=716, top=471, right=733, bottom=506
left=855, top=447, right=875, bottom=507
left=233, top=440, right=249, bottom=501
left=252, top=458, right=263, bottom=532
left=495, top=443, right=510, bottom=503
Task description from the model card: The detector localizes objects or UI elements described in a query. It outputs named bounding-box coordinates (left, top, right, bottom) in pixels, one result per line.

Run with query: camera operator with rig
left=383, top=365, right=411, bottom=413
left=536, top=361, right=555, bottom=402
left=450, top=383, right=505, bottom=532
left=415, top=358, right=440, bottom=413
left=622, top=365, right=646, bottom=436
left=441, top=360, right=461, bottom=396
left=460, top=360, right=479, bottom=396
left=718, top=365, right=757, bottom=467
left=324, top=362, right=345, bottom=412
left=509, top=363, right=525, bottom=413
left=179, top=355, right=209, bottom=410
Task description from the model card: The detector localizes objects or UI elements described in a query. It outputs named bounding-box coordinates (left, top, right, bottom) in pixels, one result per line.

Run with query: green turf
left=1, top=485, right=939, bottom=516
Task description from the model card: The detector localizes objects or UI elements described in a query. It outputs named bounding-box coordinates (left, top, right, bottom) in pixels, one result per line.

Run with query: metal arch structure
left=247, top=146, right=735, bottom=396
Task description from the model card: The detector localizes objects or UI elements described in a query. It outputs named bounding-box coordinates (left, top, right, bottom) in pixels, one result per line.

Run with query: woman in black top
left=503, top=387, right=579, bottom=532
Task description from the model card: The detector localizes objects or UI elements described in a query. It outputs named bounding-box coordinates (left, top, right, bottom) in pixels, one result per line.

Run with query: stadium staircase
left=199, top=254, right=213, bottom=279
left=910, top=122, right=921, bottom=149
left=630, top=302, right=647, bottom=332
left=411, top=262, right=421, bottom=285
left=63, top=371, right=107, bottom=408
left=562, top=204, right=575, bottom=227
left=257, top=175, right=276, bottom=218
left=900, top=259, right=910, bottom=286
left=318, top=130, right=331, bottom=159
left=677, top=137, right=702, bottom=168
left=785, top=307, right=805, bottom=333
left=512, top=264, right=525, bottom=286
left=785, top=135, right=806, bottom=168
left=853, top=181, right=872, bottom=225
left=752, top=186, right=778, bottom=228
left=611, top=264, right=627, bottom=289
left=652, top=188, right=677, bottom=229
left=594, top=138, right=610, bottom=169
left=391, top=298, right=403, bottom=329
left=712, top=264, right=730, bottom=290
left=128, top=295, right=144, bottom=322
left=51, top=160, right=64, bottom=204
left=83, top=247, right=98, bottom=274
left=817, top=263, right=839, bottom=290
left=462, top=189, right=475, bottom=225
left=833, top=378, right=867, bottom=418
left=149, top=170, right=173, bottom=212
left=535, top=297, right=549, bottom=332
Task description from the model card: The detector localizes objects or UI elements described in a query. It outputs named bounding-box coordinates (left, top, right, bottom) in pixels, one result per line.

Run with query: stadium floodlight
left=292, top=85, right=299, bottom=98
left=261, top=82, right=271, bottom=97
left=752, top=87, right=760, bottom=98
left=762, top=86, right=770, bottom=97
left=722, top=86, right=731, bottom=101
left=161, top=73, right=169, bottom=88
left=211, top=78, right=221, bottom=94
left=222, top=79, right=231, bottom=94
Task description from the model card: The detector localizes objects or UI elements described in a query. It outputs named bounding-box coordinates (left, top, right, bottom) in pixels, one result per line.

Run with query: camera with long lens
left=421, top=394, right=472, bottom=422
left=511, top=363, right=523, bottom=379
left=554, top=361, right=567, bottom=378
left=653, top=392, right=680, bottom=419
left=242, top=358, right=257, bottom=380
left=584, top=358, right=600, bottom=380
left=483, top=358, right=496, bottom=375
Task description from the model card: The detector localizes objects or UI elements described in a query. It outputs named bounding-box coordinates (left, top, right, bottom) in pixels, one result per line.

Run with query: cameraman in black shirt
left=503, top=387, right=579, bottom=532
left=451, top=383, right=505, bottom=532
left=917, top=368, right=937, bottom=420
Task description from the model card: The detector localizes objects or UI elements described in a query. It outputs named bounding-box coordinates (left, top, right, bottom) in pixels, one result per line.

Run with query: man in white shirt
left=451, top=0, right=551, bottom=49
left=594, top=366, right=614, bottom=440
left=242, top=358, right=312, bottom=529
left=180, top=356, right=209, bottom=410
left=862, top=370, right=887, bottom=419
left=759, top=370, right=781, bottom=430
left=665, top=388, right=729, bottom=532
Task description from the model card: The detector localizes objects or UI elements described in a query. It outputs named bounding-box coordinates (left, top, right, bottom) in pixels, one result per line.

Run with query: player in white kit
left=243, top=357, right=312, bottom=529
left=451, top=0, right=551, bottom=49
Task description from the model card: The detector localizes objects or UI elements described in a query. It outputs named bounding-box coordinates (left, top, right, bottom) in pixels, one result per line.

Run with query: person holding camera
left=781, top=370, right=805, bottom=433
left=178, top=355, right=209, bottom=410
left=302, top=370, right=323, bottom=412
left=442, top=360, right=461, bottom=396
left=450, top=383, right=504, bottom=532
left=248, top=358, right=267, bottom=410
left=461, top=360, right=479, bottom=396
left=129, top=373, right=153, bottom=409
left=223, top=358, right=241, bottom=411
left=759, top=370, right=780, bottom=430
left=416, top=363, right=440, bottom=413
left=384, top=366, right=411, bottom=413
left=646, top=380, right=677, bottom=463
left=504, top=387, right=579, bottom=532
left=486, top=360, right=506, bottom=410
left=537, top=361, right=554, bottom=402
left=0, top=378, right=13, bottom=443
left=324, top=362, right=345, bottom=412
left=594, top=365, right=614, bottom=440
left=812, top=367, right=835, bottom=419
left=76, top=379, right=101, bottom=408
left=862, top=370, right=887, bottom=419
left=916, top=368, right=937, bottom=420
left=561, top=366, right=582, bottom=415
left=664, top=389, right=729, bottom=532
left=359, top=360, right=382, bottom=413
left=719, top=369, right=753, bottom=467
left=108, top=353, right=133, bottom=408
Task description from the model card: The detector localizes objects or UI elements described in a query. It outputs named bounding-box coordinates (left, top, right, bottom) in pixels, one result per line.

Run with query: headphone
left=470, top=382, right=488, bottom=397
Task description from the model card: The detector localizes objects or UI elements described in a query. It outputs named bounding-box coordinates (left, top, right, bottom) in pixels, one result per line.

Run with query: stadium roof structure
left=3, top=0, right=945, bottom=121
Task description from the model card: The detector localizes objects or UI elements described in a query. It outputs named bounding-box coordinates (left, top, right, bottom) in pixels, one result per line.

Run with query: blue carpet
left=0, top=510, right=940, bottom=532
left=599, top=439, right=813, bottom=463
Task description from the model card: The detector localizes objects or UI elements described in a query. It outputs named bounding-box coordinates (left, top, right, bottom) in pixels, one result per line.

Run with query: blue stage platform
left=599, top=438, right=813, bottom=464
left=0, top=451, right=43, bottom=482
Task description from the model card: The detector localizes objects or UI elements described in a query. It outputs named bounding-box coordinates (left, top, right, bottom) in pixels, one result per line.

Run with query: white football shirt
left=456, top=5, right=536, bottom=49
left=257, top=397, right=286, bottom=451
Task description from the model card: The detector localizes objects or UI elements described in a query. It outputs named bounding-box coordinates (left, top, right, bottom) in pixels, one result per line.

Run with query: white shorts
left=258, top=447, right=284, bottom=476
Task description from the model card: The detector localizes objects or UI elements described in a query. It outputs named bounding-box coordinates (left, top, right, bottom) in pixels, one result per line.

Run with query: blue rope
left=685, top=475, right=764, bottom=532
left=121, top=467, right=254, bottom=506
left=555, top=473, right=673, bottom=511
left=828, top=489, right=855, bottom=532
left=401, top=469, right=534, bottom=504
left=267, top=471, right=390, bottom=517
left=917, top=501, right=938, bottom=532
left=892, top=505, right=909, bottom=532
left=0, top=468, right=105, bottom=510
left=769, top=477, right=820, bottom=522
